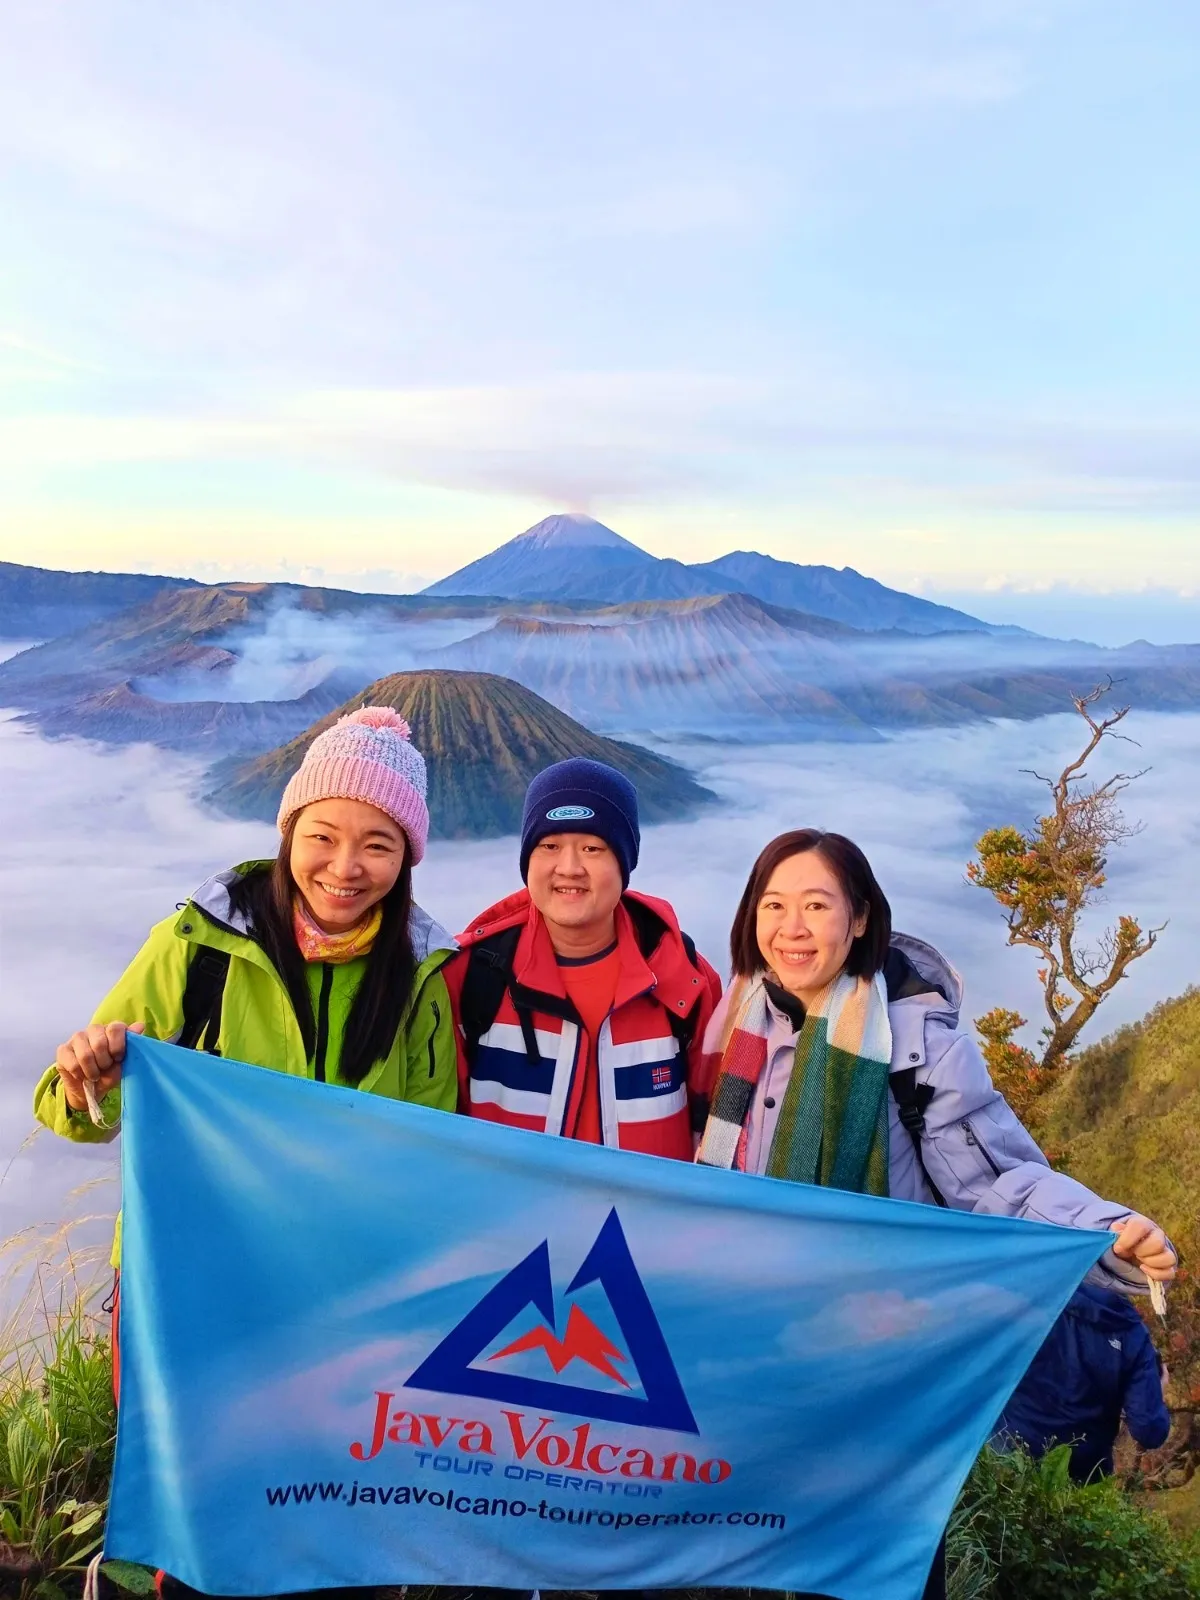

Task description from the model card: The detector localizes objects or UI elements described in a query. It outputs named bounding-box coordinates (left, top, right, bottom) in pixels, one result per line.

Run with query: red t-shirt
left=557, top=941, right=621, bottom=1143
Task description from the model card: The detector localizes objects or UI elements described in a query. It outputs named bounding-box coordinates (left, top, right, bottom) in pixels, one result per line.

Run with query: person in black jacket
left=996, top=1282, right=1171, bottom=1482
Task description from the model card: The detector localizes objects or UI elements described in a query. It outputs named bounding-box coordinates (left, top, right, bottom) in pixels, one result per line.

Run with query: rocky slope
left=429, top=592, right=883, bottom=737
left=32, top=680, right=348, bottom=753
left=428, top=591, right=1200, bottom=738
left=208, top=669, right=715, bottom=837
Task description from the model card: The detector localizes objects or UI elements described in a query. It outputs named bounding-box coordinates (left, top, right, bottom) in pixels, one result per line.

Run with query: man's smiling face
left=525, top=832, right=624, bottom=946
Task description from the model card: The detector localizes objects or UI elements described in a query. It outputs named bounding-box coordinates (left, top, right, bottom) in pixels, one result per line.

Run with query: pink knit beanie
left=276, top=706, right=430, bottom=864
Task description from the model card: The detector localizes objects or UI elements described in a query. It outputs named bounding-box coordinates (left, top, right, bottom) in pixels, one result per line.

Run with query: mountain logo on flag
left=405, top=1208, right=698, bottom=1433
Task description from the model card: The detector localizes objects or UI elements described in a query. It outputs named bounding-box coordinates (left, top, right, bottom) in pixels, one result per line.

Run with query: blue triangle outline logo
left=405, top=1208, right=698, bottom=1434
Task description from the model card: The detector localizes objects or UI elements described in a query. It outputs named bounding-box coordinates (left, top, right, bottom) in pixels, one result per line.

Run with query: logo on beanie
left=546, top=804, right=595, bottom=821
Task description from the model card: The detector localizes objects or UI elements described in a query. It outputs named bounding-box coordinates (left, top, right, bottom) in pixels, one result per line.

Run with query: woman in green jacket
left=35, top=706, right=458, bottom=1271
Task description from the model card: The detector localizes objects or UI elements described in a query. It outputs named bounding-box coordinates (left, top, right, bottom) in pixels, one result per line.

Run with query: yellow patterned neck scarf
left=292, top=896, right=383, bottom=964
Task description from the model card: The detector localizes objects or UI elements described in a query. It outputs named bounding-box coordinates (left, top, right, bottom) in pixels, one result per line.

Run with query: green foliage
left=0, top=1302, right=115, bottom=1600
left=97, top=1560, right=157, bottom=1594
left=953, top=1446, right=1200, bottom=1598
left=974, top=1007, right=1046, bottom=1124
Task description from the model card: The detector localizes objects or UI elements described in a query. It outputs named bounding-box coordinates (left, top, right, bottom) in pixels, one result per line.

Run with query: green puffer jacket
left=33, top=863, right=459, bottom=1262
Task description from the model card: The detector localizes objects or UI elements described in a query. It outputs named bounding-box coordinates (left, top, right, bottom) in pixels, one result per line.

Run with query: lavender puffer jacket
left=768, top=932, right=1159, bottom=1298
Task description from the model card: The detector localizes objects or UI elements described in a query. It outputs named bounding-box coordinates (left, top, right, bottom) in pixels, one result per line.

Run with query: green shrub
left=954, top=1445, right=1200, bottom=1599
left=0, top=1298, right=116, bottom=1600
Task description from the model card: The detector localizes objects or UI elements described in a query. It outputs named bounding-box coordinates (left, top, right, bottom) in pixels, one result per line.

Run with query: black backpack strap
left=889, top=1067, right=947, bottom=1208
left=460, top=926, right=539, bottom=1066
left=666, top=928, right=703, bottom=1051
left=176, top=948, right=232, bottom=1054
left=670, top=930, right=712, bottom=1131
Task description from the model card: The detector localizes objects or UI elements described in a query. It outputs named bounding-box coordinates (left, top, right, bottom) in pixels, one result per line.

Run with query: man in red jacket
left=446, top=757, right=721, bottom=1157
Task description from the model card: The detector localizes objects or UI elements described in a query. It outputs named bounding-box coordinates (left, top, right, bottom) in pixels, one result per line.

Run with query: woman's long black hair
left=227, top=815, right=417, bottom=1085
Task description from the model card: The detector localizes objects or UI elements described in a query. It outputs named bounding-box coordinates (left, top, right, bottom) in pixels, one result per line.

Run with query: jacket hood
left=457, top=886, right=534, bottom=946
left=1068, top=1283, right=1149, bottom=1333
left=189, top=862, right=456, bottom=966
left=889, top=932, right=963, bottom=1021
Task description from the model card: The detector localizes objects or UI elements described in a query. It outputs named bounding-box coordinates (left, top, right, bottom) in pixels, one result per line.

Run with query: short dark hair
left=729, top=829, right=892, bottom=980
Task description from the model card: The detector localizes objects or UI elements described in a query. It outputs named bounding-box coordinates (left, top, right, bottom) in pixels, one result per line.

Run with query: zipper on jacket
left=313, top=964, right=334, bottom=1083
left=427, top=1000, right=441, bottom=1078
left=961, top=1118, right=1002, bottom=1178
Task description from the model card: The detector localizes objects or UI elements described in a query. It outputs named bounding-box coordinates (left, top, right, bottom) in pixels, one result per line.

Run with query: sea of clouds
left=3, top=707, right=1198, bottom=1313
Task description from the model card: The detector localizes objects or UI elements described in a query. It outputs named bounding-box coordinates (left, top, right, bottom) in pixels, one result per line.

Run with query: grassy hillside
left=207, top=669, right=716, bottom=839
left=1037, top=987, right=1200, bottom=1479
left=1037, top=987, right=1200, bottom=1272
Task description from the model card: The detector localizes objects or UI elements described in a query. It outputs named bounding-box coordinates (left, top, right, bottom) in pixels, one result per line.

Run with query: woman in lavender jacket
left=696, top=828, right=1175, bottom=1600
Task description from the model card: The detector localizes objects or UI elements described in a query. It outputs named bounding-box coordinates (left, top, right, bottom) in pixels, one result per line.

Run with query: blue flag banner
left=107, top=1034, right=1107, bottom=1600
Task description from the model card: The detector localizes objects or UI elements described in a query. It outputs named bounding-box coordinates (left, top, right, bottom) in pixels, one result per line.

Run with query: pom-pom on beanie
left=276, top=705, right=430, bottom=863
left=519, top=758, right=640, bottom=886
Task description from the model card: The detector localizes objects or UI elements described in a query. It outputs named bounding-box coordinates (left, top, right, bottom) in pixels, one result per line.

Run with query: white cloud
left=0, top=714, right=275, bottom=1312
left=5, top=705, right=1198, bottom=1284
left=787, top=1280, right=1033, bottom=1354
left=7, top=381, right=1200, bottom=546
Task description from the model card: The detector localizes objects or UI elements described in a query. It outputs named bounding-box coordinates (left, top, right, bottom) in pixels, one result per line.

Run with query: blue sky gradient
left=1, top=2, right=1198, bottom=635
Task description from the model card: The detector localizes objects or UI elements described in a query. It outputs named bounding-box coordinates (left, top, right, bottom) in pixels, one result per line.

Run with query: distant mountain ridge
left=0, top=515, right=1026, bottom=646
left=0, top=560, right=200, bottom=640
left=693, top=550, right=1019, bottom=636
left=425, top=588, right=1200, bottom=739
left=423, top=513, right=1015, bottom=636
left=5, top=568, right=1200, bottom=753
left=209, top=669, right=714, bottom=837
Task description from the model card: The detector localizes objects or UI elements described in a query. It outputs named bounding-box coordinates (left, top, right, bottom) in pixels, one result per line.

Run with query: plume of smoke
left=136, top=601, right=491, bottom=704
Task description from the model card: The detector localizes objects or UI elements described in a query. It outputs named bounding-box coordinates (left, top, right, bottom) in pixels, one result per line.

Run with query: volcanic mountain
left=208, top=670, right=715, bottom=838
left=0, top=579, right=513, bottom=751
left=423, top=513, right=1009, bottom=633
left=422, top=513, right=727, bottom=606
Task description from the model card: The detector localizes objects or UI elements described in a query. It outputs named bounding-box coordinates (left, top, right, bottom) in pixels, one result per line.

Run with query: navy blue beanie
left=519, top=758, right=641, bottom=886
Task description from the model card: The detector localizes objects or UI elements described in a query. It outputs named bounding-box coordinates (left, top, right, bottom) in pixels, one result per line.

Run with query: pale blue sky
left=2, top=1, right=1198, bottom=636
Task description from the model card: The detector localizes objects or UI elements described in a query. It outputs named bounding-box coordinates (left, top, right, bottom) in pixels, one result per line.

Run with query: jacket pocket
left=961, top=1116, right=1002, bottom=1177
left=427, top=1000, right=441, bottom=1079
left=926, top=1115, right=1005, bottom=1200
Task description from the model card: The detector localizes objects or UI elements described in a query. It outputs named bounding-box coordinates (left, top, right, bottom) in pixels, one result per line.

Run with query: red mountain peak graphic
left=488, top=1304, right=631, bottom=1387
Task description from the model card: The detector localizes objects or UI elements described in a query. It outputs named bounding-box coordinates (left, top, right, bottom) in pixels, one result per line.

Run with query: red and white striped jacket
left=444, top=889, right=722, bottom=1160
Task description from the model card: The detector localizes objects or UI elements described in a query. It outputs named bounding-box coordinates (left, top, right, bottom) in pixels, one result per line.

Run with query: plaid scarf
left=697, top=969, right=893, bottom=1195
